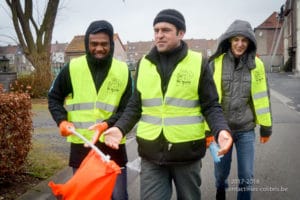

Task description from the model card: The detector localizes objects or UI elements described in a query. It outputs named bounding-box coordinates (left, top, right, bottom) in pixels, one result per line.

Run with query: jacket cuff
left=205, top=130, right=213, bottom=137
left=104, top=120, right=112, bottom=128
left=57, top=118, right=67, bottom=127
left=115, top=125, right=126, bottom=137
left=260, top=125, right=272, bottom=137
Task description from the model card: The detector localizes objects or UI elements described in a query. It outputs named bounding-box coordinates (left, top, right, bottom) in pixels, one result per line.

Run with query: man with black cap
left=48, top=20, right=132, bottom=200
left=104, top=9, right=233, bottom=199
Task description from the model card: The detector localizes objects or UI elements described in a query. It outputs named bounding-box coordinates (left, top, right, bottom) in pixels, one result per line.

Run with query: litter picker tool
left=71, top=128, right=110, bottom=162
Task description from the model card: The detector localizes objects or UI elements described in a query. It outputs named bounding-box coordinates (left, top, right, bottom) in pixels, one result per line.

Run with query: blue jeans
left=214, top=130, right=255, bottom=200
left=73, top=167, right=128, bottom=200
left=140, top=158, right=202, bottom=200
left=112, top=167, right=128, bottom=200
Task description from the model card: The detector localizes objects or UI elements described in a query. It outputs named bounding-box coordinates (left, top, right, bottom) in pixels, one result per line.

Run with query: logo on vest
left=253, top=71, right=264, bottom=83
left=176, top=70, right=193, bottom=86
left=107, top=78, right=121, bottom=93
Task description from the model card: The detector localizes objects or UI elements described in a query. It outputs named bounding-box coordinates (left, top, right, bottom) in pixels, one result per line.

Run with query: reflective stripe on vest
left=66, top=55, right=128, bottom=144
left=65, top=101, right=117, bottom=113
left=214, top=54, right=272, bottom=126
left=136, top=50, right=205, bottom=143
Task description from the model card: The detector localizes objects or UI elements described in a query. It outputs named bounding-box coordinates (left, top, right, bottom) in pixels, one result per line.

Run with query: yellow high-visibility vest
left=136, top=50, right=206, bottom=143
left=65, top=55, right=128, bottom=144
left=213, top=54, right=272, bottom=126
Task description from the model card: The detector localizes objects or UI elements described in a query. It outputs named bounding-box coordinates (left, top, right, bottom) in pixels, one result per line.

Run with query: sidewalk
left=16, top=167, right=72, bottom=200
left=17, top=72, right=300, bottom=200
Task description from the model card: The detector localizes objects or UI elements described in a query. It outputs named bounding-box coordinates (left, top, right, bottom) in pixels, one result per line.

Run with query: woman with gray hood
left=208, top=20, right=272, bottom=200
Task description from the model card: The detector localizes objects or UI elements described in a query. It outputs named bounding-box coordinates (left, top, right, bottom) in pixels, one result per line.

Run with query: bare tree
left=5, top=0, right=60, bottom=97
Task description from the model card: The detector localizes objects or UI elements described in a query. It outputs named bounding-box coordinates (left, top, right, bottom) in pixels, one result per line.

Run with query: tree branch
left=37, top=0, right=59, bottom=53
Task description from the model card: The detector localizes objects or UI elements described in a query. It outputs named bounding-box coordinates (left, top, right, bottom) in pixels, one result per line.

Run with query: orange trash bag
left=48, top=129, right=121, bottom=200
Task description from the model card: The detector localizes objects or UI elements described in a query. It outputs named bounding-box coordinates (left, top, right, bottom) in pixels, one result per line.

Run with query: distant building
left=126, top=41, right=154, bottom=70
left=280, top=0, right=299, bottom=73
left=51, top=42, right=68, bottom=76
left=185, top=39, right=217, bottom=57
left=114, top=34, right=127, bottom=61
left=0, top=45, right=33, bottom=73
left=64, top=35, right=85, bottom=62
left=51, top=42, right=68, bottom=64
left=125, top=39, right=217, bottom=69
left=255, top=0, right=300, bottom=74
left=0, top=43, right=68, bottom=74
left=254, top=12, right=284, bottom=72
left=65, top=33, right=127, bottom=63
left=0, top=35, right=218, bottom=78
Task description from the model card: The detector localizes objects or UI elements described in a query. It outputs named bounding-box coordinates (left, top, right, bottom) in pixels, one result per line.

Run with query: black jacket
left=114, top=41, right=230, bottom=165
left=48, top=59, right=132, bottom=127
left=48, top=59, right=132, bottom=167
left=48, top=20, right=132, bottom=167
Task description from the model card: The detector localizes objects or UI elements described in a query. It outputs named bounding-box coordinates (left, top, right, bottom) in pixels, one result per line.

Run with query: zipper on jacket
left=168, top=143, right=172, bottom=151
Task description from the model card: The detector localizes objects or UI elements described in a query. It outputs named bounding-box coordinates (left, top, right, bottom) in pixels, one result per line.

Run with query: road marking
left=271, top=89, right=300, bottom=115
left=271, top=89, right=292, bottom=105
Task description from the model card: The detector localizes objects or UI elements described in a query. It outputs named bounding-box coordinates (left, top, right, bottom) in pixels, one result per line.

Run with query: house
left=64, top=35, right=85, bottom=62
left=51, top=42, right=68, bottom=76
left=126, top=41, right=154, bottom=69
left=254, top=12, right=284, bottom=72
left=0, top=45, right=33, bottom=73
left=126, top=38, right=217, bottom=68
left=114, top=34, right=127, bottom=62
left=51, top=42, right=68, bottom=64
left=255, top=0, right=300, bottom=74
left=65, top=33, right=127, bottom=63
left=1, top=34, right=218, bottom=78
left=0, top=43, right=68, bottom=74
left=280, top=0, right=299, bottom=73
left=185, top=39, right=217, bottom=57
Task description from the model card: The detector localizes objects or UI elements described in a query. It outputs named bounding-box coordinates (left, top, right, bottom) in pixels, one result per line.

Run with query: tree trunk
left=6, top=0, right=60, bottom=97
left=28, top=52, right=53, bottom=97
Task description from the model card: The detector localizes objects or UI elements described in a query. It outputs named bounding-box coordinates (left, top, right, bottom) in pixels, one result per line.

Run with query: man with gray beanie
left=104, top=9, right=233, bottom=199
left=48, top=20, right=132, bottom=200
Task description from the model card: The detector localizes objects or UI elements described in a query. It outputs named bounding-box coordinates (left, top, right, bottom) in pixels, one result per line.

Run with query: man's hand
left=260, top=136, right=270, bottom=144
left=102, top=127, right=123, bottom=150
left=87, top=122, right=108, bottom=145
left=217, top=130, right=233, bottom=156
left=59, top=121, right=74, bottom=137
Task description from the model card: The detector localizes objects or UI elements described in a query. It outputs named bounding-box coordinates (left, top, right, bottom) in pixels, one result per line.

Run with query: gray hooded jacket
left=209, top=20, right=272, bottom=136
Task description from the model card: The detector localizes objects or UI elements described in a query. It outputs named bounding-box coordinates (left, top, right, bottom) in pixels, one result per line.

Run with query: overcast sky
left=0, top=0, right=285, bottom=46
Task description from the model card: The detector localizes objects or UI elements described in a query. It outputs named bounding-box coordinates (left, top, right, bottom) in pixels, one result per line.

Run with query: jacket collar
left=145, top=40, right=188, bottom=65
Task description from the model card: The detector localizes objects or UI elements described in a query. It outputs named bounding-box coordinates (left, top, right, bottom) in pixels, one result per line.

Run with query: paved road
left=18, top=72, right=300, bottom=200
left=268, top=72, right=300, bottom=113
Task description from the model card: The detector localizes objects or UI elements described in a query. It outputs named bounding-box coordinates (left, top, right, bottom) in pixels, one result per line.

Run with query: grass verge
left=25, top=140, right=68, bottom=179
